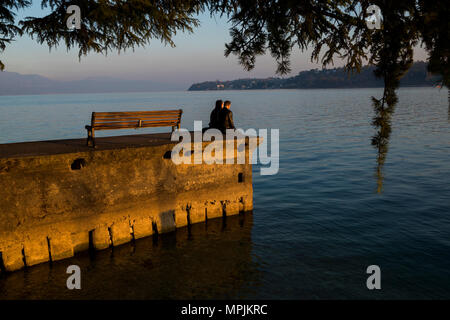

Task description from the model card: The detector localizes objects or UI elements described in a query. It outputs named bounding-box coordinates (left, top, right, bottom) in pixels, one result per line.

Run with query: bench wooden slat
left=94, top=116, right=181, bottom=120
left=94, top=113, right=181, bottom=117
left=94, top=111, right=181, bottom=116
left=93, top=122, right=179, bottom=129
left=90, top=124, right=179, bottom=130
left=95, top=110, right=181, bottom=114
left=93, top=120, right=179, bottom=126
left=94, top=116, right=180, bottom=122
left=93, top=117, right=180, bottom=122
left=85, top=109, right=182, bottom=147
left=94, top=116, right=181, bottom=121
left=95, top=109, right=180, bottom=115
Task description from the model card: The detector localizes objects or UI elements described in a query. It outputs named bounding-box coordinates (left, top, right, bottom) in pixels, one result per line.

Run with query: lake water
left=0, top=88, right=449, bottom=299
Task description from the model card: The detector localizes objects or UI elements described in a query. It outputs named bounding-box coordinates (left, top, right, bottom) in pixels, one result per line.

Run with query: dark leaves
left=0, top=0, right=30, bottom=70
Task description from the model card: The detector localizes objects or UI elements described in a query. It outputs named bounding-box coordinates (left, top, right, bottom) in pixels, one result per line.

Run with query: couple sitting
left=207, top=100, right=235, bottom=134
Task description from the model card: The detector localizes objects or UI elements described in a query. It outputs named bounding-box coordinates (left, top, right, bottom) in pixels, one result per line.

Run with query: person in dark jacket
left=209, top=99, right=223, bottom=129
left=218, top=100, right=235, bottom=133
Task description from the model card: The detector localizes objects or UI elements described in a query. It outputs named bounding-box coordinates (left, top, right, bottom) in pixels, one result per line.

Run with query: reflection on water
left=0, top=213, right=259, bottom=299
left=371, top=87, right=398, bottom=193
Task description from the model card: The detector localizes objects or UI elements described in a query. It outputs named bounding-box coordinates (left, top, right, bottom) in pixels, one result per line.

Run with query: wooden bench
left=85, top=109, right=183, bottom=147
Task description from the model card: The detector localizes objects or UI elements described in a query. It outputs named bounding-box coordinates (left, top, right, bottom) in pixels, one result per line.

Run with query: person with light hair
left=218, top=100, right=235, bottom=133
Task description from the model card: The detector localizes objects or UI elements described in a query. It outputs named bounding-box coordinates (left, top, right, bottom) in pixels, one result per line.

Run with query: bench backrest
left=91, top=110, right=183, bottom=130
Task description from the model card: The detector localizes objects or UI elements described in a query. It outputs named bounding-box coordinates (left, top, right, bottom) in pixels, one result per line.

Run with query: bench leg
left=171, top=123, right=180, bottom=133
left=86, top=128, right=91, bottom=146
left=86, top=128, right=96, bottom=148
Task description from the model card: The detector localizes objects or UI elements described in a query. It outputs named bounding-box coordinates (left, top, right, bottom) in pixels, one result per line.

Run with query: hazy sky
left=2, top=3, right=429, bottom=90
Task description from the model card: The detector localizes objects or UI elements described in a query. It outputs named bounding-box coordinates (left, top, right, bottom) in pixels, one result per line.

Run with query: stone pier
left=0, top=132, right=259, bottom=272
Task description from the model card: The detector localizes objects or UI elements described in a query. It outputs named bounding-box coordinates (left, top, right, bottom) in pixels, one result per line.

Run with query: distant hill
left=188, top=61, right=440, bottom=91
left=0, top=72, right=178, bottom=95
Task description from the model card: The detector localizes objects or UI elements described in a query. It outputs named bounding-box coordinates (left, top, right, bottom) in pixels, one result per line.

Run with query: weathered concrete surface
left=0, top=132, right=259, bottom=272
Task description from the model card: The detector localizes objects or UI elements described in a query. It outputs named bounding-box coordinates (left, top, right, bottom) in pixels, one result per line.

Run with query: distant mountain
left=188, top=61, right=440, bottom=91
left=0, top=71, right=177, bottom=95
left=0, top=72, right=58, bottom=95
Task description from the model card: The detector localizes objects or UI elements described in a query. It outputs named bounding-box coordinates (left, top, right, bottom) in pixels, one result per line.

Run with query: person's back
left=218, top=100, right=235, bottom=133
left=209, top=99, right=223, bottom=129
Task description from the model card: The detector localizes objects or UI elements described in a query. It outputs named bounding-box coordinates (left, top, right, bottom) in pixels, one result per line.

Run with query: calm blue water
left=0, top=88, right=449, bottom=299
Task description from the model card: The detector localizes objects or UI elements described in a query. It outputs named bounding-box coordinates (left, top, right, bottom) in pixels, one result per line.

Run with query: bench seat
left=85, top=110, right=182, bottom=147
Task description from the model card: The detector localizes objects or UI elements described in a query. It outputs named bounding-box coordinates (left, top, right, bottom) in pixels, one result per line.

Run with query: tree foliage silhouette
left=1, top=1, right=448, bottom=81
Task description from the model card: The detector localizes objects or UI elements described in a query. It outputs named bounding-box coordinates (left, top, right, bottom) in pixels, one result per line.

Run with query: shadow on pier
left=0, top=213, right=260, bottom=299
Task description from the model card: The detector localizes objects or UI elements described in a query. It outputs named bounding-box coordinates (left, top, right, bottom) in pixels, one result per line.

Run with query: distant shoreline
left=0, top=71, right=184, bottom=96
left=0, top=86, right=439, bottom=97
left=0, top=89, right=184, bottom=97
left=188, top=61, right=439, bottom=91
left=187, top=84, right=436, bottom=92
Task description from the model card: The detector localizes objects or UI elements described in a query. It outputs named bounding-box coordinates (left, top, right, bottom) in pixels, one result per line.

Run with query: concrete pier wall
left=0, top=133, right=259, bottom=272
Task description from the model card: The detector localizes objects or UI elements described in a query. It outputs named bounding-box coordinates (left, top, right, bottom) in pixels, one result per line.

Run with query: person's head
left=215, top=100, right=223, bottom=110
left=224, top=100, right=231, bottom=109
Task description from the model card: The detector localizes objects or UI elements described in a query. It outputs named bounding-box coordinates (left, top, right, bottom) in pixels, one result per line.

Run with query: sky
left=1, top=2, right=429, bottom=90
